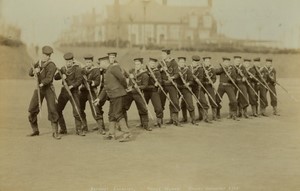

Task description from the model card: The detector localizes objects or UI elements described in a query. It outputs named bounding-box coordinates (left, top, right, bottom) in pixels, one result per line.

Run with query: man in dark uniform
left=27, top=45, right=61, bottom=139
left=176, top=57, right=197, bottom=125
left=190, top=55, right=204, bottom=121
left=215, top=57, right=239, bottom=120
left=200, top=56, right=218, bottom=121
left=54, top=52, right=85, bottom=136
left=243, top=59, right=259, bottom=117
left=159, top=49, right=181, bottom=126
left=265, top=58, right=279, bottom=116
left=101, top=52, right=131, bottom=142
left=233, top=56, right=250, bottom=118
left=144, top=57, right=164, bottom=127
left=124, top=58, right=151, bottom=131
left=253, top=58, right=268, bottom=116
left=79, top=54, right=105, bottom=134
left=93, top=56, right=110, bottom=133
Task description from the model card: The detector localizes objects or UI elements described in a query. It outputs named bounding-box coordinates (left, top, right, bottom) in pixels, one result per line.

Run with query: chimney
left=162, top=0, right=167, bottom=6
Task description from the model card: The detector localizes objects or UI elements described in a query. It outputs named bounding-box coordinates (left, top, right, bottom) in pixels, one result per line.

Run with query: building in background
left=57, top=8, right=104, bottom=45
left=57, top=0, right=218, bottom=48
left=56, top=0, right=300, bottom=50
left=105, top=0, right=217, bottom=47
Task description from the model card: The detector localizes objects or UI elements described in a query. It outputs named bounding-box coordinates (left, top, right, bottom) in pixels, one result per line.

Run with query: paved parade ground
left=0, top=78, right=300, bottom=191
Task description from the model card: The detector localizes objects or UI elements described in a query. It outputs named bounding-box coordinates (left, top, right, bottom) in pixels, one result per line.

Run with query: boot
left=251, top=105, right=258, bottom=117
left=156, top=118, right=162, bottom=128
left=104, top=121, right=116, bottom=140
left=255, top=106, right=259, bottom=117
left=118, top=118, right=131, bottom=142
left=75, top=120, right=85, bottom=136
left=180, top=108, right=188, bottom=123
left=124, top=112, right=129, bottom=127
left=141, top=115, right=152, bottom=131
left=51, top=122, right=61, bottom=140
left=82, top=118, right=88, bottom=132
left=237, top=106, right=242, bottom=117
left=28, top=131, right=39, bottom=136
left=172, top=113, right=182, bottom=126
left=166, top=113, right=173, bottom=124
left=227, top=108, right=233, bottom=119
left=189, top=110, right=198, bottom=125
left=260, top=107, right=268, bottom=117
left=216, top=108, right=221, bottom=119
left=232, top=111, right=240, bottom=121
left=59, top=129, right=67, bottom=134
left=243, top=108, right=249, bottom=118
left=119, top=132, right=131, bottom=142
left=136, top=123, right=142, bottom=128
left=203, top=109, right=212, bottom=123
left=76, top=129, right=86, bottom=136
left=143, top=123, right=152, bottom=131
left=96, top=119, right=106, bottom=135
left=28, top=122, right=39, bottom=136
left=135, top=115, right=143, bottom=128
left=198, top=107, right=203, bottom=121
left=273, top=106, right=280, bottom=116
left=58, top=116, right=68, bottom=134
left=212, top=108, right=218, bottom=121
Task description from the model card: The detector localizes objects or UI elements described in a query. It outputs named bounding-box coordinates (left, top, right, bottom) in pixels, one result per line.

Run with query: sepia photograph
left=0, top=0, right=299, bottom=190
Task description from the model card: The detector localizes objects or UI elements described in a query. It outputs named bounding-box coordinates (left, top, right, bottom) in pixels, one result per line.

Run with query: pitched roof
left=106, top=0, right=211, bottom=24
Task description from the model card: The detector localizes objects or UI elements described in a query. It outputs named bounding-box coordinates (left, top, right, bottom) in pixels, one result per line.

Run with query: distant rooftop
left=106, top=0, right=212, bottom=23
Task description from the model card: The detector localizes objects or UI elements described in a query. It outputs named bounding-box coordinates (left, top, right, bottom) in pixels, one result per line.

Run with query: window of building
left=145, top=24, right=154, bottom=42
left=169, top=25, right=180, bottom=40
left=203, top=15, right=212, bottom=28
left=157, top=24, right=167, bottom=43
left=189, top=15, right=198, bottom=29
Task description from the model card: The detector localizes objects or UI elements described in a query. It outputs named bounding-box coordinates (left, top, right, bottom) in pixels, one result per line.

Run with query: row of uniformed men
left=27, top=46, right=279, bottom=142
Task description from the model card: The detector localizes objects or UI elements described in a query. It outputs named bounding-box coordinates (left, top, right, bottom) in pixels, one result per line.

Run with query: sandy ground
left=0, top=78, right=300, bottom=191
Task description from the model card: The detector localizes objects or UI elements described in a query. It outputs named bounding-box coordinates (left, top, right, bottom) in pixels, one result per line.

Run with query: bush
left=0, top=35, right=23, bottom=47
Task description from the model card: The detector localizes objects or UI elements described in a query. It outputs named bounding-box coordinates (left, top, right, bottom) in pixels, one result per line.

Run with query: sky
left=1, top=0, right=300, bottom=48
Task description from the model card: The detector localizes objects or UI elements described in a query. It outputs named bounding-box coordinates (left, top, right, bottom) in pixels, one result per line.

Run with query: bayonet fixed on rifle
left=234, top=65, right=266, bottom=106
left=57, top=69, right=84, bottom=124
left=146, top=65, right=179, bottom=112
left=276, top=82, right=298, bottom=102
left=178, top=71, right=204, bottom=108
left=220, top=63, right=249, bottom=105
left=191, top=73, right=218, bottom=106
left=30, top=60, right=42, bottom=118
left=159, top=60, right=189, bottom=110
left=201, top=63, right=223, bottom=102
left=82, top=75, right=97, bottom=115
left=254, top=65, right=278, bottom=100
left=128, top=75, right=155, bottom=120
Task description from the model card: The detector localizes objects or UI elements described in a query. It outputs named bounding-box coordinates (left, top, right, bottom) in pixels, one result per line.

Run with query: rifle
left=82, top=75, right=97, bottom=115
left=220, top=64, right=249, bottom=104
left=29, top=61, right=42, bottom=118
left=201, top=63, right=223, bottom=102
left=146, top=65, right=179, bottom=112
left=275, top=82, right=298, bottom=102
left=264, top=66, right=297, bottom=102
left=159, top=60, right=189, bottom=110
left=254, top=65, right=278, bottom=100
left=234, top=65, right=266, bottom=106
left=57, top=69, right=84, bottom=124
left=178, top=71, right=204, bottom=108
left=191, top=73, right=218, bottom=107
left=97, top=72, right=103, bottom=97
left=129, top=75, right=155, bottom=120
